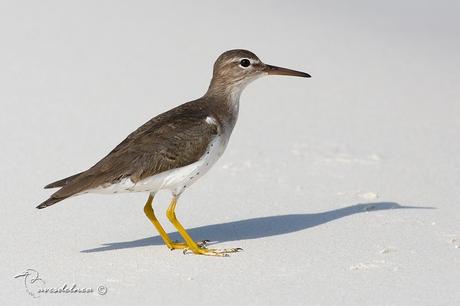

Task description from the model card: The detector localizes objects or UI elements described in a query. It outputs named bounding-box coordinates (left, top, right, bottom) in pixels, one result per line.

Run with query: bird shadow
left=81, top=202, right=434, bottom=253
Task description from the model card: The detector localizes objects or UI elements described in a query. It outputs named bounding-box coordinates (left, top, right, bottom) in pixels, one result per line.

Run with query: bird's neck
left=206, top=77, right=246, bottom=100
left=204, top=79, right=243, bottom=130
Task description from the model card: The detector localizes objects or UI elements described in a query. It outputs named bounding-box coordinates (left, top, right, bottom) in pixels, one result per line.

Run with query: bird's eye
left=239, top=59, right=251, bottom=68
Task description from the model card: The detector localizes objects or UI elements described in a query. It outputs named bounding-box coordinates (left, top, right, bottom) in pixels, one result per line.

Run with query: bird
left=37, top=49, right=311, bottom=256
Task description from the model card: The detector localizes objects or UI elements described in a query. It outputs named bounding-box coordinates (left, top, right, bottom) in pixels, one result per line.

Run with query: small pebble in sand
left=349, top=263, right=378, bottom=270
left=370, top=154, right=382, bottom=161
left=359, top=192, right=379, bottom=200
left=380, top=247, right=397, bottom=254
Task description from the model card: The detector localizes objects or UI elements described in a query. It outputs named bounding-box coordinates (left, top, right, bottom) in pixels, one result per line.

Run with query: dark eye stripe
left=239, top=59, right=250, bottom=67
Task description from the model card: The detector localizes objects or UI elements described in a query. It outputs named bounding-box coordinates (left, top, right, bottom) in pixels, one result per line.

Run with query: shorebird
left=37, top=49, right=310, bottom=256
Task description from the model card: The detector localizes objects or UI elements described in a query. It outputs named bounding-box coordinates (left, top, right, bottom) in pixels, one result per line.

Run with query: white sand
left=1, top=1, right=459, bottom=305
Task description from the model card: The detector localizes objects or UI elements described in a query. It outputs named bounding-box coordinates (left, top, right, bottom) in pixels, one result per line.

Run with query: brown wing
left=37, top=100, right=218, bottom=209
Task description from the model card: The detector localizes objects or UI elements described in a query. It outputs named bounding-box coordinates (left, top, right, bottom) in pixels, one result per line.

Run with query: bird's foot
left=183, top=246, right=243, bottom=257
left=167, top=239, right=209, bottom=250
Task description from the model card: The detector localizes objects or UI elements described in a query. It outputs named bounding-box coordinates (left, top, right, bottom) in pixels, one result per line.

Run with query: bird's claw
left=182, top=246, right=243, bottom=257
left=168, top=239, right=209, bottom=250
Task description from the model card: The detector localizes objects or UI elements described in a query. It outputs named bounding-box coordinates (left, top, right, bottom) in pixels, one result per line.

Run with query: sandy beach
left=1, top=1, right=459, bottom=305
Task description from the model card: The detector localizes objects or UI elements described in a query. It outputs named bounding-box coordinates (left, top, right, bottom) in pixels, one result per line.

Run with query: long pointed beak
left=265, top=64, right=311, bottom=78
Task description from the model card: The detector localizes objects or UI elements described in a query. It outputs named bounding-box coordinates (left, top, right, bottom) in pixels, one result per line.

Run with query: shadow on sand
left=81, top=202, right=434, bottom=253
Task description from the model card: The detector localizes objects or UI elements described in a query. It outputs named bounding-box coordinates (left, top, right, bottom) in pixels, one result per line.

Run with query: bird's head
left=207, top=49, right=310, bottom=97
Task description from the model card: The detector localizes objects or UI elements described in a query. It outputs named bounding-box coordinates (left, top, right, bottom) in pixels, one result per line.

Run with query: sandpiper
left=37, top=49, right=310, bottom=256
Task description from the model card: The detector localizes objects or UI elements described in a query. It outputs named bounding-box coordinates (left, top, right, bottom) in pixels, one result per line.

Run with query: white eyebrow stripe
left=228, top=57, right=257, bottom=61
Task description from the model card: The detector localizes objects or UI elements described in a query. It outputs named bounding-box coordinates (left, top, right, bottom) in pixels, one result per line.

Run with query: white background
left=1, top=1, right=459, bottom=305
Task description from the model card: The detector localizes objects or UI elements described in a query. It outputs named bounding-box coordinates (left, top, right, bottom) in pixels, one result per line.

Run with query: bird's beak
left=14, top=273, right=26, bottom=278
left=265, top=64, right=311, bottom=78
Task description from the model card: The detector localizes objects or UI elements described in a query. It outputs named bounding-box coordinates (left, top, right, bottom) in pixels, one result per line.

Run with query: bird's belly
left=86, top=135, right=226, bottom=196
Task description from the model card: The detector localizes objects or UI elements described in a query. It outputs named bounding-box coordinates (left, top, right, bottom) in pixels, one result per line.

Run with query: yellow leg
left=166, top=196, right=242, bottom=257
left=143, top=194, right=191, bottom=250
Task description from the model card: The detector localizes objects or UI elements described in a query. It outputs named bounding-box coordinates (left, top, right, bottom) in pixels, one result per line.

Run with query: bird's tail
left=44, top=172, right=83, bottom=189
left=37, top=172, right=82, bottom=209
left=37, top=172, right=94, bottom=209
left=36, top=196, right=68, bottom=209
